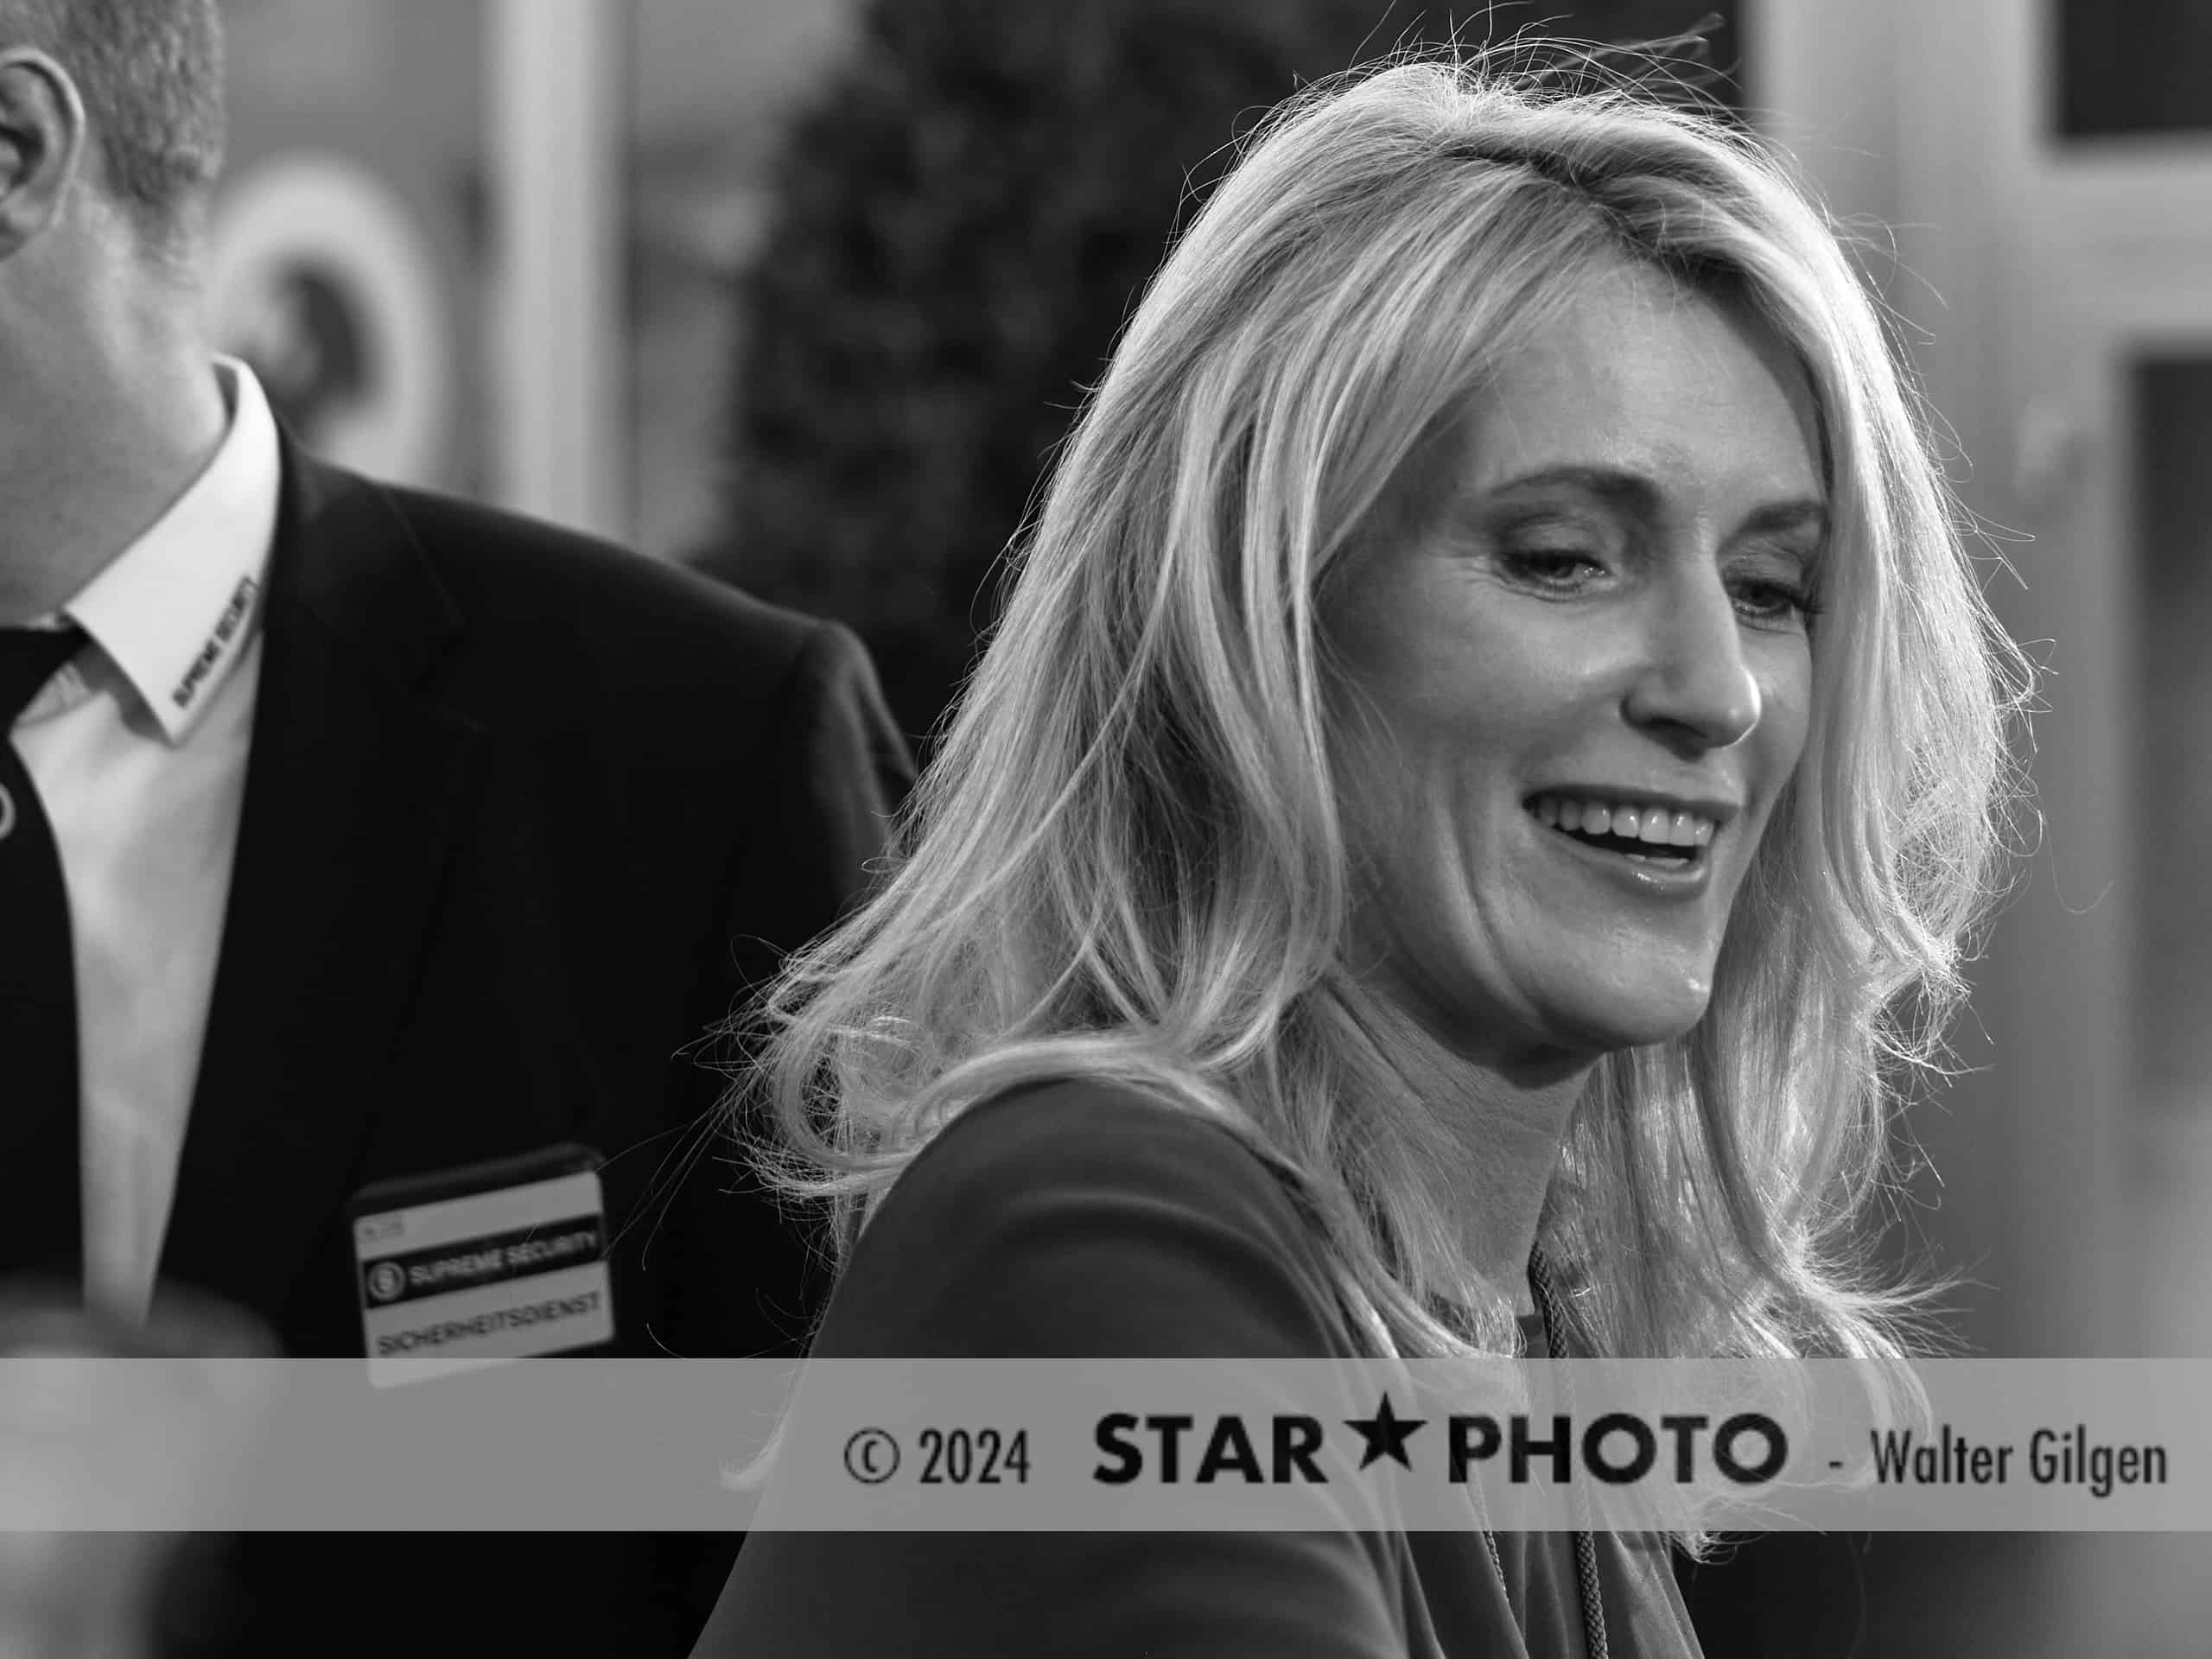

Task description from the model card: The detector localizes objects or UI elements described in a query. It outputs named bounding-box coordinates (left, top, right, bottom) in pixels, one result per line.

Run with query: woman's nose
left=1621, top=575, right=1762, bottom=751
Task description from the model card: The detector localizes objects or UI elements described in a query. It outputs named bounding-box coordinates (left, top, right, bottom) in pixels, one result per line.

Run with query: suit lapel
left=160, top=442, right=486, bottom=1331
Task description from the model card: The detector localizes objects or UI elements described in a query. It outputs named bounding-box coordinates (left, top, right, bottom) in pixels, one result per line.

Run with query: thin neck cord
left=1527, top=1247, right=1610, bottom=1659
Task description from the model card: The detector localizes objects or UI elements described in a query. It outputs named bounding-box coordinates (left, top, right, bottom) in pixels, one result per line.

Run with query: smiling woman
left=1326, top=263, right=1822, bottom=1084
left=699, top=46, right=2031, bottom=1659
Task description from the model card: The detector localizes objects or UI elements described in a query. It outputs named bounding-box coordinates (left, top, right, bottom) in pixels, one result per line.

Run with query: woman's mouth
left=1524, top=793, right=1717, bottom=872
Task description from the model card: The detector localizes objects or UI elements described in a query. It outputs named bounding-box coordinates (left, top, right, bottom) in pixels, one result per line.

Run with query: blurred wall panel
left=488, top=0, right=627, bottom=538
left=1759, top=0, right=2212, bottom=1651
left=628, top=0, right=865, bottom=561
left=2057, top=0, right=2212, bottom=138
left=212, top=0, right=488, bottom=496
left=2126, top=353, right=2212, bottom=1649
left=2135, top=359, right=2212, bottom=1128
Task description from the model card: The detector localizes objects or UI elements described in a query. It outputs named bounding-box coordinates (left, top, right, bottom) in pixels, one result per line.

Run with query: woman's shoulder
left=887, top=1076, right=1313, bottom=1227
left=810, top=1077, right=1362, bottom=1359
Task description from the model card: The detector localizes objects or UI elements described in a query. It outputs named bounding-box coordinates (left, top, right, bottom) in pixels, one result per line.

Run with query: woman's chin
left=1540, top=976, right=1716, bottom=1058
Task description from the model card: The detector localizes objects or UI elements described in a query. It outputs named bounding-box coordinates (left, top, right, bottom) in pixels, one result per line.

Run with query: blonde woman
left=699, top=53, right=2026, bottom=1658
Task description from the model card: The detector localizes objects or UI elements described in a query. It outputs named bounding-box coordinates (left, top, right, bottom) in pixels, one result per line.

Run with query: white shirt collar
left=50, top=355, right=283, bottom=744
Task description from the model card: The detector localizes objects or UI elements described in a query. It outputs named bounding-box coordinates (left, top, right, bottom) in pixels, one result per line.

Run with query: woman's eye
left=1729, top=577, right=1821, bottom=629
left=1503, top=547, right=1607, bottom=588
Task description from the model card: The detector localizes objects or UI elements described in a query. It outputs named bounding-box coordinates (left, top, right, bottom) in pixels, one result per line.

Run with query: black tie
left=0, top=625, right=86, bottom=1291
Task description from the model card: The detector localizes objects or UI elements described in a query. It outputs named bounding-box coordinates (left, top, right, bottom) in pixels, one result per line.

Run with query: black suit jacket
left=152, top=442, right=911, bottom=1655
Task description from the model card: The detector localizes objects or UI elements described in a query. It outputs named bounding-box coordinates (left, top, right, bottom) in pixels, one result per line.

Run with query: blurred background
left=201, top=0, right=2212, bottom=1653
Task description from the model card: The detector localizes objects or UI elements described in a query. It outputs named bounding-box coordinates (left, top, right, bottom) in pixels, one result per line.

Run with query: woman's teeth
left=1526, top=795, right=1717, bottom=861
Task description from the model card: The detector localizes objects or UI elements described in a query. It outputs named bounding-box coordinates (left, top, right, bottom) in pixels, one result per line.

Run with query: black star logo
left=1344, top=1395, right=1427, bottom=1471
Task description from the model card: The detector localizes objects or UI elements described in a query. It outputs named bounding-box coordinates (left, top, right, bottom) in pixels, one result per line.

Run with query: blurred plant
left=703, top=0, right=1738, bottom=744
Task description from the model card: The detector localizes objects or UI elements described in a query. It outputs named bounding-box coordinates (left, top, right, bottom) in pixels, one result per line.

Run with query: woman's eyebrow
left=1481, top=464, right=1657, bottom=515
left=1482, top=465, right=1828, bottom=538
left=1737, top=499, right=1828, bottom=538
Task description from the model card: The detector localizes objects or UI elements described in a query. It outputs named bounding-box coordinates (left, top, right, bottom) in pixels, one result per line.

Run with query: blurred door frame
left=1755, top=1, right=2212, bottom=1654
left=486, top=0, right=632, bottom=543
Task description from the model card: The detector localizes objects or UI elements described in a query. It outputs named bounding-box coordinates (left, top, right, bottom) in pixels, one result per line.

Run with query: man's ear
left=0, top=48, right=86, bottom=260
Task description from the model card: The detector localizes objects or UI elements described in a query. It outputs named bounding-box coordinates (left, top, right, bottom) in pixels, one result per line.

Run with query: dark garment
left=152, top=442, right=912, bottom=1658
left=699, top=1079, right=1703, bottom=1657
left=0, top=626, right=91, bottom=1279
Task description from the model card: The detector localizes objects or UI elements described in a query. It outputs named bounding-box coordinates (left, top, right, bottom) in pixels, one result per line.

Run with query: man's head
left=0, top=1, right=231, bottom=626
left=0, top=0, right=225, bottom=265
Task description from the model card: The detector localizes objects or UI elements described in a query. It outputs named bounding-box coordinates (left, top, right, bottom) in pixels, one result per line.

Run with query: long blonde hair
left=733, top=54, right=2031, bottom=1370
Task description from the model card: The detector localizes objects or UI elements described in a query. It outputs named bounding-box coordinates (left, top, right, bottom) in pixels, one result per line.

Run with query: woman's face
left=1325, top=262, right=1825, bottom=1068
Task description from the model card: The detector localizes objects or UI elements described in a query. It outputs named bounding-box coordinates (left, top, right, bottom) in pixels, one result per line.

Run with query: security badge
left=348, top=1144, right=615, bottom=1387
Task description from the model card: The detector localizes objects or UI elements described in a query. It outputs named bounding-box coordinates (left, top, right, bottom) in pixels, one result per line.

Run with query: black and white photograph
left=0, top=2, right=2206, bottom=1655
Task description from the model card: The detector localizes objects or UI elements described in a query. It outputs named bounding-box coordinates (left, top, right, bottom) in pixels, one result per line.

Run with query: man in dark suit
left=0, top=3, right=908, bottom=1653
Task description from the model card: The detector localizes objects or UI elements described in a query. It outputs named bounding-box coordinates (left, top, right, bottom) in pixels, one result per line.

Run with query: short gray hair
left=0, top=0, right=225, bottom=235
